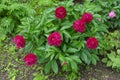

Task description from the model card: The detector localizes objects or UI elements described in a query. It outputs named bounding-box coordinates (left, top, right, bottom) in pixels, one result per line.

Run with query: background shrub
left=0, top=0, right=35, bottom=41
left=93, top=0, right=120, bottom=29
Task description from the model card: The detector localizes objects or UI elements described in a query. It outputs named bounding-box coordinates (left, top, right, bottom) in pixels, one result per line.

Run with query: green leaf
left=67, top=48, right=78, bottom=53
left=91, top=56, right=97, bottom=65
left=70, top=61, right=78, bottom=72
left=45, top=61, right=51, bottom=74
left=102, top=58, right=108, bottom=63
left=60, top=21, right=72, bottom=30
left=81, top=52, right=88, bottom=64
left=50, top=54, right=55, bottom=61
left=96, top=24, right=108, bottom=32
left=62, top=30, right=71, bottom=38
left=81, top=50, right=91, bottom=65
left=52, top=60, right=58, bottom=74
left=58, top=54, right=65, bottom=62
left=70, top=56, right=81, bottom=63
left=62, top=44, right=67, bottom=52
left=33, top=73, right=47, bottom=80
left=107, top=61, right=112, bottom=67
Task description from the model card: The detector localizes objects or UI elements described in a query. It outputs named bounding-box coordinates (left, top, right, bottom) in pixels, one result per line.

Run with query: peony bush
left=15, top=0, right=108, bottom=73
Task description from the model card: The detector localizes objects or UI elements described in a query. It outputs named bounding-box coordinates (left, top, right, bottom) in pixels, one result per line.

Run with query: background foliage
left=93, top=0, right=120, bottom=28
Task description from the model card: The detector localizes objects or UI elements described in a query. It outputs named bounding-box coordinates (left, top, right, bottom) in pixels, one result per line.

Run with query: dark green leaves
left=81, top=50, right=99, bottom=65
left=45, top=61, right=51, bottom=74
left=52, top=60, right=58, bottom=74
left=45, top=60, right=58, bottom=74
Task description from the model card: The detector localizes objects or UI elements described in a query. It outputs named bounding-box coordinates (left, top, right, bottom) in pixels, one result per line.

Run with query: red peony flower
left=73, top=19, right=86, bottom=33
left=48, top=32, right=62, bottom=46
left=24, top=53, right=37, bottom=66
left=13, top=35, right=26, bottom=49
left=81, top=12, right=93, bottom=23
left=86, top=37, right=98, bottom=49
left=55, top=6, right=67, bottom=19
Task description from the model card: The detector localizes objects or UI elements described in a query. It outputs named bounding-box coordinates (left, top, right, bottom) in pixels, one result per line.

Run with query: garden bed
left=0, top=0, right=120, bottom=80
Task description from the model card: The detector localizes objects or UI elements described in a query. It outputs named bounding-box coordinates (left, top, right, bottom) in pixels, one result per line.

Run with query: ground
left=81, top=61, right=120, bottom=80
left=0, top=39, right=120, bottom=80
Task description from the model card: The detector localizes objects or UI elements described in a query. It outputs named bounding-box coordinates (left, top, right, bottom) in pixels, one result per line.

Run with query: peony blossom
left=48, top=32, right=62, bottom=46
left=13, top=35, right=26, bottom=49
left=81, top=12, right=93, bottom=23
left=86, top=37, right=98, bottom=49
left=109, top=10, right=116, bottom=18
left=73, top=19, right=86, bottom=33
left=24, top=53, right=37, bottom=66
left=55, top=6, right=67, bottom=19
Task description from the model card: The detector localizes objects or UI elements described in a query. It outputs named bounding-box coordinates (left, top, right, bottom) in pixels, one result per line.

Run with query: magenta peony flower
left=86, top=37, right=98, bottom=49
left=48, top=32, right=62, bottom=46
left=109, top=10, right=116, bottom=18
left=55, top=6, right=67, bottom=19
left=73, top=19, right=86, bottom=33
left=24, top=53, right=37, bottom=66
left=81, top=12, right=93, bottom=23
left=13, top=35, right=26, bottom=49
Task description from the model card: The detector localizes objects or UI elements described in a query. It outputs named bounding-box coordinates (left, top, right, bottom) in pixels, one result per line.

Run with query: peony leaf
left=70, top=61, right=78, bottom=72
left=62, top=30, right=71, bottom=38
left=45, top=61, right=51, bottom=74
left=67, top=48, right=78, bottom=53
left=52, top=60, right=58, bottom=74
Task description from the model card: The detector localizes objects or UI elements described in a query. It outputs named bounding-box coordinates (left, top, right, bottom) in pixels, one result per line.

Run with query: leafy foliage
left=28, top=0, right=59, bottom=15
left=93, top=0, right=120, bottom=28
left=33, top=72, right=48, bottom=80
left=0, top=0, right=35, bottom=40
left=101, top=30, right=120, bottom=70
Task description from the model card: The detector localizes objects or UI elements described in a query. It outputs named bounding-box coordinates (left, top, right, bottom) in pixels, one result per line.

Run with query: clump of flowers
left=13, top=35, right=26, bottom=49
left=24, top=53, right=37, bottom=66
left=86, top=37, right=99, bottom=49
left=48, top=32, right=62, bottom=46
left=109, top=10, right=116, bottom=18
left=55, top=6, right=67, bottom=19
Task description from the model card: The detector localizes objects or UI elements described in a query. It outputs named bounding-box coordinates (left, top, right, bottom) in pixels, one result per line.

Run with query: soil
left=81, top=61, right=120, bottom=80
